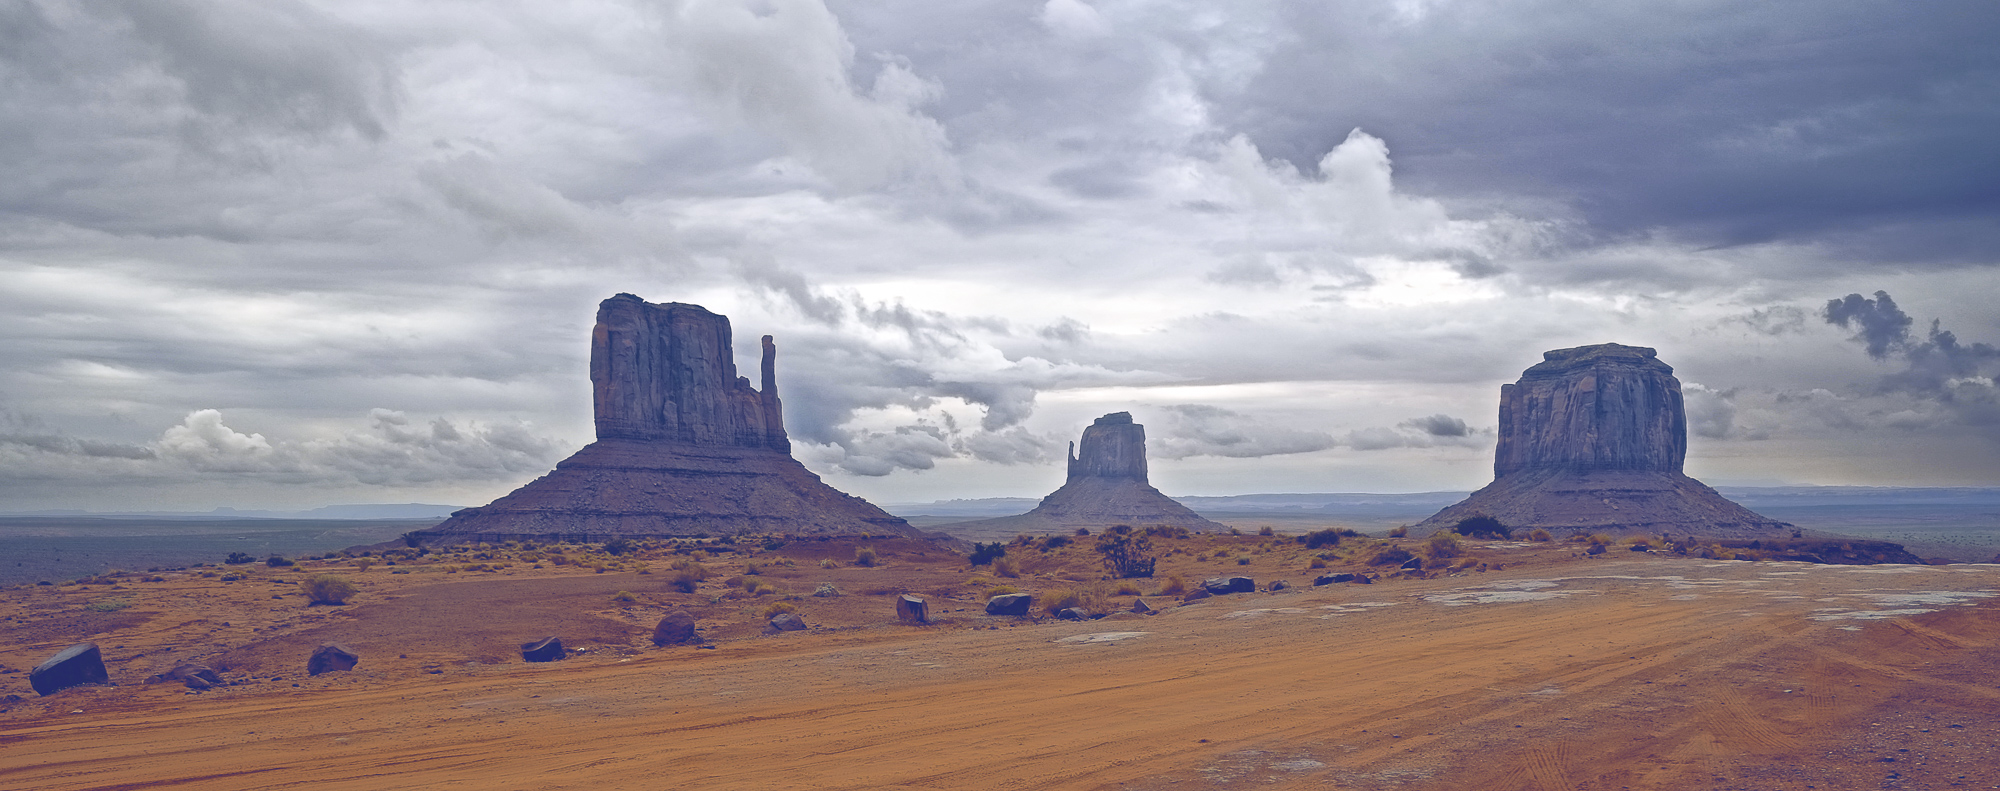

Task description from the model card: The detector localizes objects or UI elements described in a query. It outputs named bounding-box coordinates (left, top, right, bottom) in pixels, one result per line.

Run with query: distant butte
left=411, top=294, right=925, bottom=545
left=1414, top=343, right=1793, bottom=539
left=941, top=412, right=1224, bottom=536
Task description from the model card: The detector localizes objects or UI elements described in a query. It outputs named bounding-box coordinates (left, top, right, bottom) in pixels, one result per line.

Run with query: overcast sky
left=1, top=0, right=1996, bottom=511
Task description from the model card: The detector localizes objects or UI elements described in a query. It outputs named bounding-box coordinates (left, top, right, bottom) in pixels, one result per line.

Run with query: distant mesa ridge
left=1417, top=342, right=1793, bottom=539
left=933, top=411, right=1224, bottom=536
left=410, top=294, right=924, bottom=545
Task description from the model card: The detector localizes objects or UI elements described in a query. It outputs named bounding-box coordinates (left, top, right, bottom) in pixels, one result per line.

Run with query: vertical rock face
left=1417, top=343, right=1790, bottom=539
left=591, top=293, right=788, bottom=451
left=1493, top=344, right=1686, bottom=476
left=935, top=412, right=1222, bottom=537
left=1066, top=411, right=1147, bottom=481
left=413, top=294, right=925, bottom=544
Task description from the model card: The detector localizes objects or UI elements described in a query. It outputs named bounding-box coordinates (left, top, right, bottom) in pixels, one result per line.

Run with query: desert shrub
left=992, top=557, right=1020, bottom=578
left=1042, top=587, right=1085, bottom=615
left=1366, top=546, right=1415, bottom=566
left=747, top=580, right=778, bottom=596
left=611, top=590, right=638, bottom=603
left=761, top=601, right=798, bottom=619
left=603, top=537, right=634, bottom=556
left=968, top=542, right=1007, bottom=566
left=1094, top=525, right=1157, bottom=578
left=1527, top=529, right=1552, bottom=542
left=1235, top=556, right=1252, bottom=565
left=87, top=599, right=131, bottom=612
left=1449, top=515, right=1510, bottom=540
left=1144, top=525, right=1190, bottom=539
left=1302, top=529, right=1348, bottom=549
left=819, top=558, right=838, bottom=569
left=1075, top=527, right=1091, bottom=536
left=1586, top=533, right=1611, bottom=547
left=1308, top=557, right=1328, bottom=569
left=1039, top=535, right=1071, bottom=551
left=1157, top=575, right=1188, bottom=595
left=1111, top=580, right=1143, bottom=596
left=1387, top=526, right=1409, bottom=538
left=723, top=576, right=746, bottom=588
left=988, top=584, right=1020, bottom=595
left=854, top=547, right=878, bottom=567
left=304, top=574, right=357, bottom=605
left=225, top=552, right=254, bottom=565
left=1258, top=525, right=1276, bottom=537
left=1423, top=532, right=1464, bottom=560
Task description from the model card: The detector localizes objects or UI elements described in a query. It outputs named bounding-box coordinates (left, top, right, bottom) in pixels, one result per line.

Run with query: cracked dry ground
left=4, top=544, right=2000, bottom=790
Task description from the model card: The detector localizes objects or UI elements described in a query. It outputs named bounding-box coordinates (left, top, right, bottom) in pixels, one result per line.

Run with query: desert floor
left=3, top=534, right=2000, bottom=790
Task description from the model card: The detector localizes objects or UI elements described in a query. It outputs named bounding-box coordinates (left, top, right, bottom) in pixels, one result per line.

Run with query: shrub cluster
left=304, top=574, right=357, bottom=605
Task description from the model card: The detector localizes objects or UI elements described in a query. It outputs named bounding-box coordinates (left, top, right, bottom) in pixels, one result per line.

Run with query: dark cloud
left=1824, top=291, right=1914, bottom=359
left=1151, top=404, right=1337, bottom=459
left=1402, top=414, right=1469, bottom=438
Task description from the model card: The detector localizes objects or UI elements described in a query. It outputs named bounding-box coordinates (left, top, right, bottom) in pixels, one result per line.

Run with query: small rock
left=652, top=611, right=699, bottom=646
left=1202, top=576, right=1255, bottom=595
left=1056, top=607, right=1090, bottom=621
left=985, top=593, right=1033, bottom=616
left=1585, top=544, right=1607, bottom=556
left=30, top=643, right=108, bottom=696
left=1131, top=598, right=1155, bottom=614
left=520, top=636, right=565, bottom=663
left=1180, top=589, right=1211, bottom=602
left=1313, top=573, right=1356, bottom=586
left=769, top=612, right=807, bottom=632
left=812, top=583, right=842, bottom=597
left=1399, top=557, right=1423, bottom=571
left=307, top=643, right=360, bottom=676
left=896, top=594, right=929, bottom=624
left=1267, top=580, right=1289, bottom=591
left=1733, top=553, right=1756, bottom=562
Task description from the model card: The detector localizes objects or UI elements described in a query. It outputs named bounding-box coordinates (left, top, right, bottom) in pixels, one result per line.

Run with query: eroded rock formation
left=1416, top=343, right=1792, bottom=539
left=937, top=412, right=1224, bottom=537
left=411, top=294, right=924, bottom=544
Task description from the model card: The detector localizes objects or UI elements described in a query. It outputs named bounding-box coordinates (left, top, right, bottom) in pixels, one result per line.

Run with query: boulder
left=1180, top=589, right=1211, bottom=602
left=1586, top=544, right=1607, bottom=556
left=306, top=643, right=360, bottom=676
left=812, top=583, right=842, bottom=597
left=769, top=612, right=807, bottom=631
left=652, top=611, right=699, bottom=646
left=1400, top=557, right=1423, bottom=571
left=896, top=594, right=929, bottom=624
left=1131, top=598, right=1155, bottom=614
left=1202, top=577, right=1255, bottom=595
left=1267, top=580, right=1289, bottom=591
left=520, top=636, right=565, bottom=662
left=30, top=643, right=108, bottom=696
left=148, top=664, right=224, bottom=690
left=985, top=593, right=1033, bottom=616
left=1056, top=608, right=1091, bottom=621
left=1313, top=573, right=1357, bottom=586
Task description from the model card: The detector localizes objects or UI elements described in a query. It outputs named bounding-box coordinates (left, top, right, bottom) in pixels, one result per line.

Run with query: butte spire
left=942, top=412, right=1223, bottom=536
left=411, top=294, right=923, bottom=545
left=1413, top=343, right=1792, bottom=539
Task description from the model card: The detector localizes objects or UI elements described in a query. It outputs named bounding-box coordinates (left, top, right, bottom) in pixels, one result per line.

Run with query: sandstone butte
left=410, top=294, right=926, bottom=544
left=940, top=411, right=1225, bottom=536
left=1416, top=342, right=1794, bottom=539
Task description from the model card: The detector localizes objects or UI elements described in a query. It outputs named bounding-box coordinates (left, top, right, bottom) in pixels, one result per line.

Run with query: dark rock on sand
left=31, top=643, right=108, bottom=695
left=307, top=643, right=360, bottom=676
left=653, top=611, right=699, bottom=646
left=520, top=636, right=565, bottom=662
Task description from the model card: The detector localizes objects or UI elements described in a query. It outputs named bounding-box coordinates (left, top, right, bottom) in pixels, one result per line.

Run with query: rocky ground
left=3, top=529, right=1999, bottom=790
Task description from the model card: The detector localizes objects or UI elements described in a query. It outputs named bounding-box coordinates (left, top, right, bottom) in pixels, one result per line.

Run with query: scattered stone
left=30, top=643, right=108, bottom=696
left=307, top=643, right=360, bottom=676
left=1202, top=577, right=1255, bottom=595
left=1313, top=573, right=1357, bottom=586
left=896, top=594, right=930, bottom=624
left=986, top=593, right=1033, bottom=616
left=652, top=611, right=699, bottom=646
left=1131, top=598, right=1155, bottom=614
left=1181, top=589, right=1211, bottom=602
left=147, top=664, right=224, bottom=690
left=1057, top=607, right=1092, bottom=621
left=1267, top=580, right=1289, bottom=591
left=1733, top=553, right=1756, bottom=562
left=520, top=636, right=565, bottom=662
left=1586, top=544, right=1607, bottom=556
left=1400, top=557, right=1423, bottom=571
left=769, top=612, right=807, bottom=631
left=812, top=583, right=842, bottom=597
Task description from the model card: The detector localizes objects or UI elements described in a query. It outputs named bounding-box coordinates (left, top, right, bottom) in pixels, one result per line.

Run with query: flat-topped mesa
left=1494, top=343, right=1685, bottom=477
left=1415, top=343, right=1792, bottom=540
left=1066, top=411, right=1147, bottom=481
left=409, top=294, right=927, bottom=546
left=591, top=294, right=788, bottom=451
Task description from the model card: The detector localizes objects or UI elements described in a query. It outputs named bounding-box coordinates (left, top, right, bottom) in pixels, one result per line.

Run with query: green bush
left=224, top=552, right=254, bottom=565
left=854, top=546, right=878, bottom=567
left=1423, top=532, right=1464, bottom=560
left=1094, top=525, right=1156, bottom=578
left=968, top=542, right=1007, bottom=566
left=1366, top=546, right=1414, bottom=567
left=1449, top=515, right=1510, bottom=539
left=304, top=574, right=357, bottom=605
